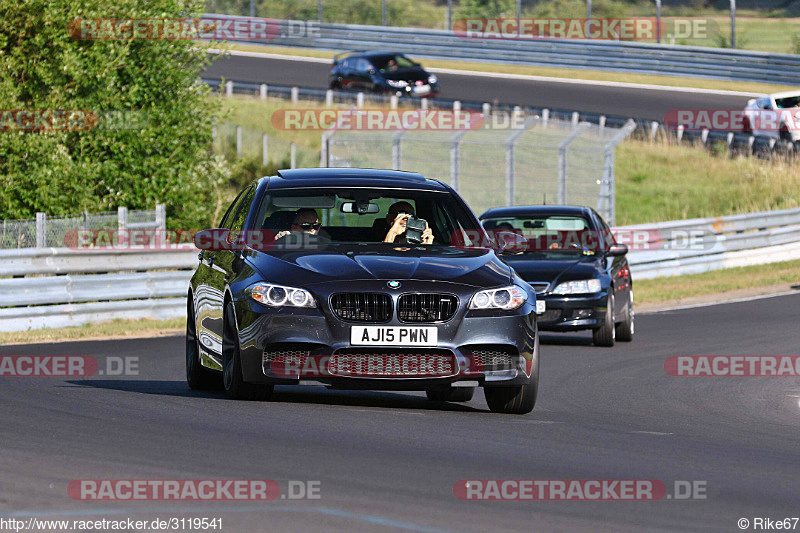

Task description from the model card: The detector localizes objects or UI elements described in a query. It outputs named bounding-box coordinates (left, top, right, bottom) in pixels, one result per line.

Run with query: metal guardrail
left=204, top=14, right=800, bottom=85
left=618, top=207, right=800, bottom=279
left=2, top=207, right=799, bottom=331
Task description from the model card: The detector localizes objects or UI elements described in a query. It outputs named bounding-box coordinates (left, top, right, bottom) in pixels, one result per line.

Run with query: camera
left=404, top=216, right=427, bottom=244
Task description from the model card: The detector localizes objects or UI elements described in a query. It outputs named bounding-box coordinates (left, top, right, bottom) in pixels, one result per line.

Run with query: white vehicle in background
left=743, top=91, right=800, bottom=146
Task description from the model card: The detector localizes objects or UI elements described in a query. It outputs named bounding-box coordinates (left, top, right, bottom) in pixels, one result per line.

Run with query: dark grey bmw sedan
left=186, top=168, right=539, bottom=414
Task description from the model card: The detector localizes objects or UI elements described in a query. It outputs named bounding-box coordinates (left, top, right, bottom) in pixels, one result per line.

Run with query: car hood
left=501, top=253, right=603, bottom=286
left=381, top=68, right=430, bottom=82
left=247, top=246, right=513, bottom=288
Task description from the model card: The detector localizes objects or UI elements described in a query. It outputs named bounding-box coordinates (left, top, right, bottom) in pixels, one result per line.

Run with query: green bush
left=0, top=0, right=230, bottom=229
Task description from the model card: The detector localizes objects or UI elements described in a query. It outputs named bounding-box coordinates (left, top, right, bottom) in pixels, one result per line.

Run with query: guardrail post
left=542, top=108, right=549, bottom=128
left=262, top=133, right=269, bottom=166
left=677, top=125, right=684, bottom=142
left=325, top=89, right=333, bottom=107
left=571, top=112, right=579, bottom=128
left=453, top=100, right=461, bottom=112
left=155, top=204, right=166, bottom=231
left=701, top=128, right=709, bottom=145
left=290, top=142, right=296, bottom=169
left=421, top=98, right=429, bottom=110
left=236, top=126, right=243, bottom=159
left=260, top=84, right=268, bottom=100
left=482, top=103, right=491, bottom=117
left=650, top=121, right=659, bottom=140
left=392, top=130, right=405, bottom=169
left=599, top=115, right=606, bottom=135
left=748, top=135, right=755, bottom=151
left=225, top=80, right=233, bottom=97
left=35, top=212, right=46, bottom=248
left=356, top=92, right=364, bottom=108
left=291, top=87, right=299, bottom=104
left=390, top=95, right=398, bottom=109
left=726, top=132, right=734, bottom=152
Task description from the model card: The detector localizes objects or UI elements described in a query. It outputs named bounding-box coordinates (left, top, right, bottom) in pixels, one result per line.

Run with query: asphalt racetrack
left=201, top=53, right=756, bottom=121
left=2, top=293, right=799, bottom=531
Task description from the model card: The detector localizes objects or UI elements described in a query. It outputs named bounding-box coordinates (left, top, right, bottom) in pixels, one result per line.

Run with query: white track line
left=644, top=290, right=800, bottom=314
left=208, top=48, right=762, bottom=97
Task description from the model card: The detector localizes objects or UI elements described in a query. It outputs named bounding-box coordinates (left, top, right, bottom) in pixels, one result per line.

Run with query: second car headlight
left=552, top=279, right=602, bottom=295
left=469, top=285, right=527, bottom=310
left=247, top=282, right=316, bottom=308
left=386, top=79, right=408, bottom=88
left=428, top=74, right=438, bottom=84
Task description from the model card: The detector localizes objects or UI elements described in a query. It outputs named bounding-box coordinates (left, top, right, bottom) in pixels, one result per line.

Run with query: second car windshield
left=482, top=215, right=607, bottom=252
left=251, top=188, right=482, bottom=247
left=373, top=55, right=416, bottom=71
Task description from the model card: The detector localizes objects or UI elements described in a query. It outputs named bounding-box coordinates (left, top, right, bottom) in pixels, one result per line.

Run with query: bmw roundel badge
left=387, top=281, right=401, bottom=289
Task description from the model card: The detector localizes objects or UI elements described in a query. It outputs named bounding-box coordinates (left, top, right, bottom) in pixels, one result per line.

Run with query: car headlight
left=386, top=79, right=408, bottom=88
left=552, top=279, right=602, bottom=295
left=469, top=285, right=527, bottom=310
left=428, top=74, right=438, bottom=84
left=247, top=282, right=316, bottom=308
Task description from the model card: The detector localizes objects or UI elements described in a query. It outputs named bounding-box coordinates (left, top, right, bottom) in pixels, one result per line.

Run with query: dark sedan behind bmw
left=186, top=169, right=538, bottom=414
left=480, top=206, right=633, bottom=347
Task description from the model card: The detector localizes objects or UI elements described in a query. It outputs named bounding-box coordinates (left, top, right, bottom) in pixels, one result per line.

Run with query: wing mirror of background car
left=607, top=243, right=629, bottom=257
left=340, top=202, right=380, bottom=214
left=496, top=231, right=529, bottom=252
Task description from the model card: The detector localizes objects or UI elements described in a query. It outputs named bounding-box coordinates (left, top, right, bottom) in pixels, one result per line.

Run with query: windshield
left=250, top=188, right=485, bottom=249
left=482, top=214, right=610, bottom=253
left=373, top=54, right=417, bottom=72
left=775, top=96, right=800, bottom=109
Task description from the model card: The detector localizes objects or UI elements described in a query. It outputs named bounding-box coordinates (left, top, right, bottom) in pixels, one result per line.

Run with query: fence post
left=155, top=204, right=166, bottom=230
left=504, top=117, right=534, bottom=206
left=236, top=126, right=243, bottom=159
left=35, top=212, right=46, bottom=248
left=290, top=142, right=296, bottom=169
left=390, top=95, right=398, bottom=110
left=225, top=80, right=233, bottom=97
left=558, top=122, right=592, bottom=205
left=262, top=133, right=269, bottom=166
left=677, top=125, right=684, bottom=142
left=325, top=89, right=333, bottom=107
left=117, top=206, right=127, bottom=247
left=542, top=108, right=549, bottom=127
left=356, top=92, right=364, bottom=108
left=260, top=83, right=268, bottom=99
left=392, top=130, right=405, bottom=170
left=599, top=115, right=606, bottom=136
left=291, top=86, right=299, bottom=104
left=450, top=130, right=468, bottom=192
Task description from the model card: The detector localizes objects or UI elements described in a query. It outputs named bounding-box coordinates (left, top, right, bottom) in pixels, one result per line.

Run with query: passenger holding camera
left=383, top=201, right=434, bottom=244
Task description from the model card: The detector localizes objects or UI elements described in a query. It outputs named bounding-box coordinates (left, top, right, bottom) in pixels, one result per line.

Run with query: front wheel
left=484, top=382, right=536, bottom=414
left=615, top=291, right=634, bottom=342
left=592, top=291, right=616, bottom=347
left=426, top=387, right=475, bottom=402
left=222, top=302, right=273, bottom=401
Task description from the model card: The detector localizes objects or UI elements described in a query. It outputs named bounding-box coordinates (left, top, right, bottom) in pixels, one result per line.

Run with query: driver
left=383, top=201, right=433, bottom=244
left=275, top=208, right=321, bottom=240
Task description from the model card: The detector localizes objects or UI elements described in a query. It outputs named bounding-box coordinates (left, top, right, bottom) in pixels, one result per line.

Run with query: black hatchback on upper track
left=186, top=169, right=538, bottom=414
left=329, top=52, right=440, bottom=97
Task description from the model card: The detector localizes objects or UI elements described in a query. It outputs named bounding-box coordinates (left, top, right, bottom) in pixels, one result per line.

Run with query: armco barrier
left=1, top=208, right=799, bottom=331
left=204, top=14, right=800, bottom=85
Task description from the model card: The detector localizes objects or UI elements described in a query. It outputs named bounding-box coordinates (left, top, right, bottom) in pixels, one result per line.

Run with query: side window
left=229, top=186, right=256, bottom=233
left=595, top=215, right=615, bottom=248
left=356, top=58, right=371, bottom=72
left=341, top=58, right=354, bottom=70
left=219, top=188, right=246, bottom=229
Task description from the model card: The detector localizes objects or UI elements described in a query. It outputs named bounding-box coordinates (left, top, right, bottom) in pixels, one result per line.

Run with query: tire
left=615, top=291, right=634, bottom=342
left=222, top=302, right=273, bottom=401
left=426, top=387, right=475, bottom=402
left=484, top=382, right=537, bottom=414
left=186, top=296, right=219, bottom=390
left=592, top=291, right=616, bottom=347
left=742, top=117, right=752, bottom=136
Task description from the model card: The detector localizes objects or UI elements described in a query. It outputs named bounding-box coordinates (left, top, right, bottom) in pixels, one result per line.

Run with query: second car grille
left=398, top=293, right=458, bottom=322
left=330, top=293, right=392, bottom=322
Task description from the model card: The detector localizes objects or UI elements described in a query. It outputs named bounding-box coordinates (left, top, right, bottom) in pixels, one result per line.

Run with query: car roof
left=339, top=51, right=410, bottom=60
left=769, top=90, right=800, bottom=99
left=265, top=168, right=447, bottom=191
left=479, top=205, right=595, bottom=219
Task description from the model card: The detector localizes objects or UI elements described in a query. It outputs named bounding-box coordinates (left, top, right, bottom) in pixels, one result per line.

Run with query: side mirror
left=607, top=243, right=628, bottom=257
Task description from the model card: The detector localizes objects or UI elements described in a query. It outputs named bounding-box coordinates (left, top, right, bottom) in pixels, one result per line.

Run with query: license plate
left=536, top=300, right=546, bottom=314
left=412, top=84, right=431, bottom=94
left=350, top=326, right=437, bottom=346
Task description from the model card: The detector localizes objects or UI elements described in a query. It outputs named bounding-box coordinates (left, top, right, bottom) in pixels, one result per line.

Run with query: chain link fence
left=212, top=122, right=319, bottom=169
left=322, top=115, right=635, bottom=224
left=0, top=206, right=165, bottom=249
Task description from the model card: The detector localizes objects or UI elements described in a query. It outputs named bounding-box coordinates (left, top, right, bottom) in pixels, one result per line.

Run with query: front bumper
left=536, top=291, right=608, bottom=332
left=231, top=280, right=538, bottom=389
